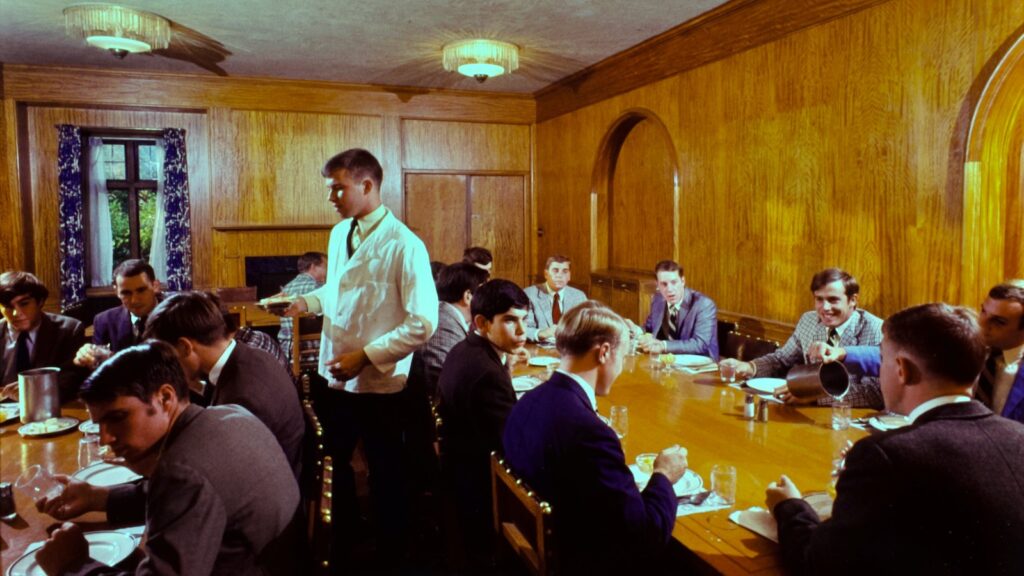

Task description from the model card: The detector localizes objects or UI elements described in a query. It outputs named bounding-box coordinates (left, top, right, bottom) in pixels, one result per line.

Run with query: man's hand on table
left=74, top=343, right=111, bottom=369
left=36, top=522, right=90, bottom=575
left=653, top=445, right=688, bottom=485
left=326, top=349, right=370, bottom=381
left=639, top=335, right=666, bottom=354
left=765, top=474, right=802, bottom=515
left=806, top=341, right=846, bottom=364
left=507, top=346, right=531, bottom=371
left=536, top=326, right=556, bottom=341
left=36, top=475, right=109, bottom=520
left=718, top=358, right=756, bottom=379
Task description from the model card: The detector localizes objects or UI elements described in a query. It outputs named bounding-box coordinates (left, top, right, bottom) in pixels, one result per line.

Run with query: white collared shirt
left=907, top=394, right=972, bottom=424
left=207, top=339, right=237, bottom=387
left=557, top=368, right=598, bottom=411
left=992, top=343, right=1024, bottom=414
left=831, top=313, right=855, bottom=339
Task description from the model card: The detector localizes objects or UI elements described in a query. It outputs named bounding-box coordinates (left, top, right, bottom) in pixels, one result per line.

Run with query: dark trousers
left=319, top=387, right=411, bottom=568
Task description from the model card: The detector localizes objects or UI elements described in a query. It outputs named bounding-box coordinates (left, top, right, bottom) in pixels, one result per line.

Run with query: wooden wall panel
left=535, top=0, right=1024, bottom=325
left=210, top=229, right=332, bottom=288
left=471, top=176, right=527, bottom=286
left=402, top=119, right=531, bottom=172
left=0, top=99, right=22, bottom=272
left=213, top=109, right=383, bottom=225
left=404, top=174, right=468, bottom=264
left=23, top=107, right=209, bottom=295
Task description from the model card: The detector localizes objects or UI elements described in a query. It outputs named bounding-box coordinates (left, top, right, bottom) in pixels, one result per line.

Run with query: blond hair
left=555, top=300, right=628, bottom=356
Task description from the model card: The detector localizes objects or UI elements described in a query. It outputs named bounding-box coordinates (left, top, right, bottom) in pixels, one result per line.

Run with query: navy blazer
left=642, top=288, right=719, bottom=360
left=1002, top=369, right=1024, bottom=424
left=774, top=401, right=1024, bottom=575
left=91, top=305, right=138, bottom=352
left=503, top=372, right=678, bottom=574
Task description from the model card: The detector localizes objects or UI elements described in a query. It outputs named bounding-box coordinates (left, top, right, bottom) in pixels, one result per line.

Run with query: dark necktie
left=346, top=223, right=358, bottom=259
left=552, top=293, right=562, bottom=324
left=977, top=349, right=1001, bottom=405
left=134, top=317, right=147, bottom=343
left=15, top=331, right=31, bottom=374
left=827, top=328, right=840, bottom=348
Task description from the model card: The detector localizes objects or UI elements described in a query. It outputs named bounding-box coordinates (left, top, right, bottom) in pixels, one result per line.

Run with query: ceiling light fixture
left=64, top=4, right=171, bottom=59
left=442, top=39, right=519, bottom=83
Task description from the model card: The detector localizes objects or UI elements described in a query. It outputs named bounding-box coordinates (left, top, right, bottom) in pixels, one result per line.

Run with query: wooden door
left=404, top=174, right=467, bottom=264
left=470, top=176, right=526, bottom=286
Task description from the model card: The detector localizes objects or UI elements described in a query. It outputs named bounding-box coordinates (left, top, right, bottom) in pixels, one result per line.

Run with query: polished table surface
left=0, top=403, right=111, bottom=570
left=518, top=349, right=869, bottom=575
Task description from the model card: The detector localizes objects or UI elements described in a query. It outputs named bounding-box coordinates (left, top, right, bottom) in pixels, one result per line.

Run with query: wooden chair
left=301, top=398, right=332, bottom=575
left=716, top=319, right=737, bottom=358
left=291, top=314, right=324, bottom=377
left=491, top=453, right=556, bottom=576
left=722, top=331, right=781, bottom=361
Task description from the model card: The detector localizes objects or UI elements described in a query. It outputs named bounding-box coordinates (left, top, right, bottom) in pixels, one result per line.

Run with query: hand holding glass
left=719, top=359, right=738, bottom=383
left=14, top=465, right=64, bottom=503
left=610, top=405, right=629, bottom=440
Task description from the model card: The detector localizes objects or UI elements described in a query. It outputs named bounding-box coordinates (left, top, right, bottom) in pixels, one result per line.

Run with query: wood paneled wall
left=535, top=0, right=1024, bottom=324
left=1, top=65, right=535, bottom=300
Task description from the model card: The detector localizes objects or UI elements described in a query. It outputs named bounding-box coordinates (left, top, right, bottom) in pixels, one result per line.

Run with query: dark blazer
left=1, top=312, right=86, bottom=402
left=642, top=288, right=719, bottom=360
left=503, top=372, right=678, bottom=575
left=212, top=342, right=305, bottom=481
left=91, top=305, right=137, bottom=352
left=773, top=401, right=1024, bottom=576
left=1003, top=369, right=1024, bottom=424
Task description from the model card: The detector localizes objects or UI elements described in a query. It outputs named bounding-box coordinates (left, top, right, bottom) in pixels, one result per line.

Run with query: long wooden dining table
left=517, top=348, right=870, bottom=575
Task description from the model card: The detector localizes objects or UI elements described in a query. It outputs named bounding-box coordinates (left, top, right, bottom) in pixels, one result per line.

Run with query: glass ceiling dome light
left=442, top=39, right=519, bottom=83
left=64, top=4, right=171, bottom=59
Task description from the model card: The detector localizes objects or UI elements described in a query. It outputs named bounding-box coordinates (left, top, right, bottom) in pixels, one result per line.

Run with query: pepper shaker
left=0, top=482, right=15, bottom=521
left=756, top=396, right=769, bottom=422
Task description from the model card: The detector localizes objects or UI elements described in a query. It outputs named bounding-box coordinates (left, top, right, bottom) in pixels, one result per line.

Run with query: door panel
left=470, top=176, right=526, bottom=286
left=404, top=174, right=467, bottom=264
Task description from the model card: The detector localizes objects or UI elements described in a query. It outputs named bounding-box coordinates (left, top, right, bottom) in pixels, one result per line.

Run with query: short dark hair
left=0, top=271, right=49, bottom=306
left=988, top=280, right=1024, bottom=329
left=297, top=252, right=327, bottom=273
left=462, top=246, right=493, bottom=266
left=437, top=262, right=489, bottom=304
left=321, top=148, right=383, bottom=189
left=883, top=303, right=985, bottom=384
left=80, top=341, right=189, bottom=404
left=556, top=300, right=628, bottom=357
left=654, top=260, right=683, bottom=277
left=430, top=261, right=446, bottom=283
left=810, top=268, right=859, bottom=297
left=544, top=255, right=571, bottom=270
left=143, top=292, right=226, bottom=346
left=113, top=259, right=156, bottom=284
left=471, top=279, right=529, bottom=321
left=201, top=291, right=240, bottom=333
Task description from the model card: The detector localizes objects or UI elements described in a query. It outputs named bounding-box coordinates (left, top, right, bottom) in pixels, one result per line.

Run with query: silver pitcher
left=18, top=367, right=61, bottom=423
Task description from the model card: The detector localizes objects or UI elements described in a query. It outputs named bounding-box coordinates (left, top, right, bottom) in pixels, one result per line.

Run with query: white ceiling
left=0, top=0, right=729, bottom=93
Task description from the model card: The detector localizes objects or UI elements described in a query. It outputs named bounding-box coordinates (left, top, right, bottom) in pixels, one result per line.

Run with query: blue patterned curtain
left=161, top=128, right=193, bottom=291
left=57, top=125, right=86, bottom=310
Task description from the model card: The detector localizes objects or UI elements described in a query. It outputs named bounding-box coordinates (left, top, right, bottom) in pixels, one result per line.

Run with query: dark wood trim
left=716, top=309, right=795, bottom=344
left=212, top=224, right=335, bottom=231
left=534, top=0, right=889, bottom=122
left=16, top=102, right=33, bottom=273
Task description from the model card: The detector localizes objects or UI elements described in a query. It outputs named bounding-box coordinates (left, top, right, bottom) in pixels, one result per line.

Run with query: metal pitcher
left=785, top=362, right=850, bottom=400
left=18, top=367, right=61, bottom=423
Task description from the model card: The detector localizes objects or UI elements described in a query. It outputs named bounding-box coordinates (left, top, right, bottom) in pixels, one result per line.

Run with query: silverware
left=678, top=490, right=711, bottom=505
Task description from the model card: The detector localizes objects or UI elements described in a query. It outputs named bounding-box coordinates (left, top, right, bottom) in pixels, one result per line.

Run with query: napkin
left=677, top=501, right=731, bottom=517
left=728, top=507, right=778, bottom=542
left=678, top=364, right=720, bottom=375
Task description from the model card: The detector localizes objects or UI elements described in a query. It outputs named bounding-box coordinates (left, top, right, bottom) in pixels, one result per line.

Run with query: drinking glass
left=78, top=434, right=102, bottom=469
left=610, top=405, right=629, bottom=440
left=709, top=464, right=737, bottom=506
left=14, top=465, right=64, bottom=502
left=831, top=396, right=852, bottom=431
left=719, top=359, right=737, bottom=383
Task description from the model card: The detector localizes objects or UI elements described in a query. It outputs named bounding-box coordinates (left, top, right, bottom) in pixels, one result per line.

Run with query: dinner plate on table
left=511, top=376, right=543, bottom=393
left=6, top=530, right=136, bottom=576
left=744, top=377, right=788, bottom=395
left=17, top=417, right=79, bottom=438
left=0, top=403, right=19, bottom=424
left=527, top=356, right=560, bottom=367
left=674, top=354, right=714, bottom=367
left=71, top=462, right=143, bottom=487
left=868, top=414, right=910, bottom=431
left=630, top=465, right=704, bottom=497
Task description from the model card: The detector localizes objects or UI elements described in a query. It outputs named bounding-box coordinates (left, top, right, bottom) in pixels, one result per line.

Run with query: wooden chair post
left=490, top=452, right=555, bottom=576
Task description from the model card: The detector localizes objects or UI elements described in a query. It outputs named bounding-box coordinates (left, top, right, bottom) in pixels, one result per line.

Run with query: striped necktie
left=827, top=328, right=840, bottom=348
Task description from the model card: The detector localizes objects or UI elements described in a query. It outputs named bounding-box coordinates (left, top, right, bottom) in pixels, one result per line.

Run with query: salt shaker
left=743, top=393, right=755, bottom=420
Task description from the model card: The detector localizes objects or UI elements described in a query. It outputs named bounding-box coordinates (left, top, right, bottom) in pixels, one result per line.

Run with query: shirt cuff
left=303, top=294, right=323, bottom=315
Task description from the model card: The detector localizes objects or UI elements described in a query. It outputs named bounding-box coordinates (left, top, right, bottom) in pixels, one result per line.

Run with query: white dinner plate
left=527, top=356, right=560, bottom=367
left=744, top=378, right=788, bottom=395
left=868, top=414, right=910, bottom=431
left=79, top=419, right=100, bottom=435
left=7, top=531, right=136, bottom=576
left=17, top=417, right=79, bottom=438
left=71, top=462, right=143, bottom=487
left=0, top=403, right=19, bottom=424
left=630, top=465, right=704, bottom=497
left=674, top=354, right=714, bottom=367
left=511, top=376, right=542, bottom=393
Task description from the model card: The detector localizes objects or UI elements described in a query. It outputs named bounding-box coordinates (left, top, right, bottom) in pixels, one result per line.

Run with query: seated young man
left=33, top=341, right=302, bottom=576
left=632, top=260, right=719, bottom=360
left=0, top=271, right=86, bottom=401
left=504, top=301, right=689, bottom=574
left=276, top=251, right=327, bottom=361
left=524, top=255, right=588, bottom=343
left=436, top=278, right=529, bottom=569
left=144, top=291, right=304, bottom=480
left=766, top=303, right=1024, bottom=575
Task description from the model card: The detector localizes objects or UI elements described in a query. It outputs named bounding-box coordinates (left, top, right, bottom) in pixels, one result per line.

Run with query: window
left=97, top=138, right=161, bottom=263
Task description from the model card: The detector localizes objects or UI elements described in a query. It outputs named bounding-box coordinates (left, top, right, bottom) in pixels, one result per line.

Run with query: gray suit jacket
left=419, top=301, right=469, bottom=395
left=523, top=283, right=587, bottom=341
left=752, top=309, right=884, bottom=408
left=1, top=312, right=86, bottom=402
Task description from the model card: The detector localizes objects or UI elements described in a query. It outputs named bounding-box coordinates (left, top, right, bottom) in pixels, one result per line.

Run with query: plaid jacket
left=276, top=272, right=321, bottom=353
left=752, top=309, right=884, bottom=409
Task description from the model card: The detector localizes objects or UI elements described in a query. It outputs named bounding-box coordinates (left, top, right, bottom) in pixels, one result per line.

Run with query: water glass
left=831, top=397, right=852, bottom=431
left=14, top=465, right=64, bottom=503
left=78, top=434, right=102, bottom=469
left=719, top=360, right=737, bottom=383
left=710, top=464, right=737, bottom=506
left=610, top=405, right=629, bottom=440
